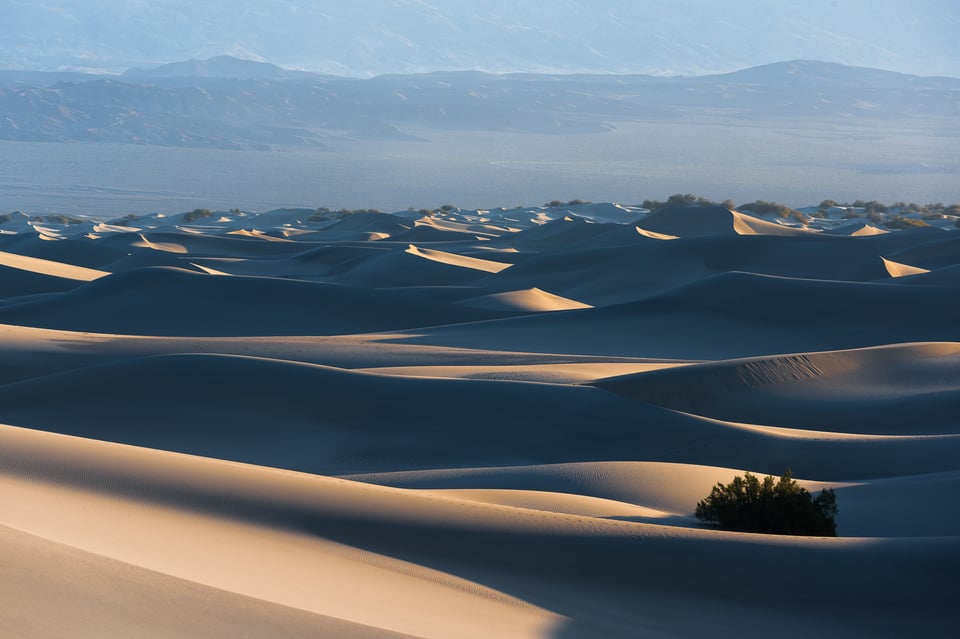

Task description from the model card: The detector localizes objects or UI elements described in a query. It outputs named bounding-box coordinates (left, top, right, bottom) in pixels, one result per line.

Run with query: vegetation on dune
left=695, top=470, right=838, bottom=537
left=637, top=195, right=960, bottom=225
left=544, top=199, right=592, bottom=208
left=641, top=194, right=734, bottom=210
left=884, top=216, right=931, bottom=230
left=111, top=213, right=141, bottom=227
left=0, top=214, right=10, bottom=225
left=183, top=208, right=214, bottom=223
left=642, top=194, right=715, bottom=209
left=738, top=200, right=807, bottom=223
left=35, top=214, right=87, bottom=225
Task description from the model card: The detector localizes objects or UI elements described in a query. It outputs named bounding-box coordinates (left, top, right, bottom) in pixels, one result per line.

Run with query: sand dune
left=1, top=425, right=957, bottom=639
left=395, top=272, right=960, bottom=359
left=0, top=323, right=669, bottom=385
left=0, top=248, right=110, bottom=281
left=1, top=202, right=958, bottom=637
left=881, top=256, right=930, bottom=277
left=355, top=361, right=681, bottom=383
left=0, top=267, right=507, bottom=335
left=458, top=287, right=591, bottom=312
left=405, top=244, right=512, bottom=273
left=2, top=352, right=959, bottom=479
left=109, top=230, right=312, bottom=258
left=0, top=264, right=89, bottom=298
left=481, top=232, right=904, bottom=306
left=886, top=232, right=960, bottom=269
left=594, top=343, right=960, bottom=435
left=637, top=205, right=811, bottom=238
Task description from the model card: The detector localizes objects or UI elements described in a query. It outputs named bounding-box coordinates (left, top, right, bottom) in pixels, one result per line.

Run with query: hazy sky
left=4, top=0, right=959, bottom=77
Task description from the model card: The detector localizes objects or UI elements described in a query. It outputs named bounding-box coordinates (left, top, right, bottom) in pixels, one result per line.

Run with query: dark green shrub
left=183, top=208, right=213, bottom=222
left=738, top=200, right=806, bottom=222
left=695, top=470, right=838, bottom=536
left=884, top=217, right=930, bottom=230
left=37, top=214, right=86, bottom=224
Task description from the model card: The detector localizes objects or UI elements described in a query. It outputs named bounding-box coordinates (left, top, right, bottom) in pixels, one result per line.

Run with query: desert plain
left=0, top=201, right=958, bottom=637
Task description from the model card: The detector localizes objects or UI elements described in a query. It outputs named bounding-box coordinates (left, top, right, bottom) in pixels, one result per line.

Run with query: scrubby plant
left=667, top=193, right=716, bottom=207
left=695, top=470, right=838, bottom=536
left=37, top=214, right=86, bottom=224
left=851, top=200, right=888, bottom=215
left=884, top=216, right=930, bottom=230
left=738, top=200, right=806, bottom=222
left=183, top=208, right=213, bottom=222
left=112, top=213, right=140, bottom=226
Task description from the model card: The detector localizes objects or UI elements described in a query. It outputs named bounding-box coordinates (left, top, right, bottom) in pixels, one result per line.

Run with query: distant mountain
left=0, top=60, right=956, bottom=150
left=123, top=56, right=319, bottom=81
left=708, top=60, right=960, bottom=90
left=4, top=1, right=960, bottom=78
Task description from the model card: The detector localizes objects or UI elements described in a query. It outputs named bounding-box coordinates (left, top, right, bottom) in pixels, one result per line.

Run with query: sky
left=4, top=0, right=959, bottom=77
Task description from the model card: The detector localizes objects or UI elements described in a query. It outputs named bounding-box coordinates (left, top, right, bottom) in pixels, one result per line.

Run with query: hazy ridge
left=1, top=58, right=957, bottom=150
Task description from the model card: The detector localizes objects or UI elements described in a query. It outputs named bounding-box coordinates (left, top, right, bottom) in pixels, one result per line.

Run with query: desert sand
left=0, top=202, right=957, bottom=637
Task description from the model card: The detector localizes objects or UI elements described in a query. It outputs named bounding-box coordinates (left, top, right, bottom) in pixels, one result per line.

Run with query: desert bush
left=667, top=194, right=696, bottom=206
left=884, top=216, right=930, bottom=230
left=0, top=213, right=10, bottom=225
left=851, top=200, right=888, bottom=214
left=112, top=213, right=140, bottom=227
left=695, top=470, right=838, bottom=536
left=183, top=208, right=213, bottom=222
left=37, top=214, right=86, bottom=224
left=544, top=200, right=565, bottom=208
left=738, top=200, right=805, bottom=222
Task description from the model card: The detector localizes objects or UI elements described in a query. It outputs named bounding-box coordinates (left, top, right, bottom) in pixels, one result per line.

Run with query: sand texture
left=1, top=203, right=958, bottom=638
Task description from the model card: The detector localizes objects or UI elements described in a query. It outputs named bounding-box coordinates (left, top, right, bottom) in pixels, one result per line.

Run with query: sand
left=0, top=203, right=957, bottom=638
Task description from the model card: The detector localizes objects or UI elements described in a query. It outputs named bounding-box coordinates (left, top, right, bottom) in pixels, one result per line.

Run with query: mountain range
left=0, top=57, right=957, bottom=151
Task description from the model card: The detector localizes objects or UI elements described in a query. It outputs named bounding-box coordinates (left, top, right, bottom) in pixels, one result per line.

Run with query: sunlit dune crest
left=405, top=243, right=513, bottom=273
left=881, top=256, right=931, bottom=278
